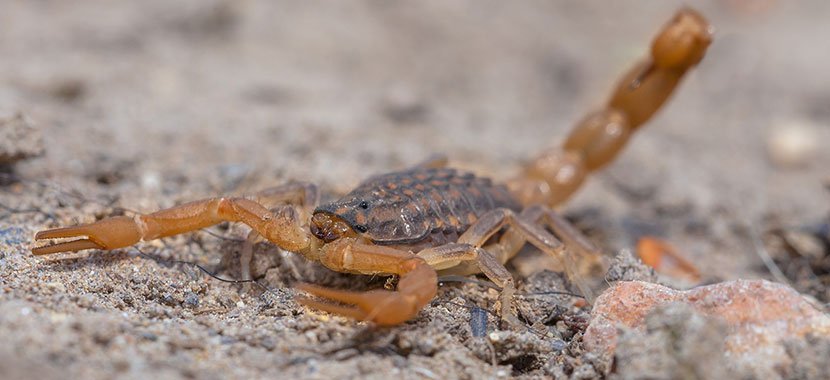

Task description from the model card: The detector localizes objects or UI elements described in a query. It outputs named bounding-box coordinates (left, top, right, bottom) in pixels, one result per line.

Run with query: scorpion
left=31, top=9, right=711, bottom=326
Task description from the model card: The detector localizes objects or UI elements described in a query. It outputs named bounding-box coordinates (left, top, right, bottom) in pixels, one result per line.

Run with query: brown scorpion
left=31, top=9, right=712, bottom=326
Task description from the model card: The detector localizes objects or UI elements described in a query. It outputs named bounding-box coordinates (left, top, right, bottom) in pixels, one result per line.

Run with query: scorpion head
left=312, top=191, right=430, bottom=245
left=310, top=211, right=360, bottom=242
left=311, top=195, right=374, bottom=242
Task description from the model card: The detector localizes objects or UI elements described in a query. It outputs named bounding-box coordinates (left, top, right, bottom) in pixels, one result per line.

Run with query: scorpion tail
left=507, top=8, right=712, bottom=207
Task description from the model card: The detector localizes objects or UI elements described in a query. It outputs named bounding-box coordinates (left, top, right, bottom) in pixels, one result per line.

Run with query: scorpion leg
left=32, top=197, right=311, bottom=256
left=251, top=181, right=319, bottom=211
left=240, top=182, right=319, bottom=280
left=296, top=238, right=437, bottom=326
left=519, top=205, right=602, bottom=277
left=463, top=208, right=594, bottom=300
left=446, top=208, right=594, bottom=300
left=422, top=208, right=593, bottom=323
left=417, top=242, right=522, bottom=326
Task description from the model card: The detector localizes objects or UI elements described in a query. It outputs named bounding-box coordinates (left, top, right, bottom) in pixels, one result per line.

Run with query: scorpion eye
left=358, top=201, right=369, bottom=210
left=354, top=224, right=369, bottom=233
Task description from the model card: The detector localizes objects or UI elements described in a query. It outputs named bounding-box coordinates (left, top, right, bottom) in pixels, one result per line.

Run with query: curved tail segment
left=508, top=8, right=712, bottom=207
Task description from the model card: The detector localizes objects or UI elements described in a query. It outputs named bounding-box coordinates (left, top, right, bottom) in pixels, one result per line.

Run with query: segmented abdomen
left=354, top=167, right=521, bottom=244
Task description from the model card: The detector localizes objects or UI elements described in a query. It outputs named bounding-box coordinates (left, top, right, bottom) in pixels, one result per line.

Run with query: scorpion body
left=31, top=9, right=712, bottom=326
left=314, top=167, right=520, bottom=248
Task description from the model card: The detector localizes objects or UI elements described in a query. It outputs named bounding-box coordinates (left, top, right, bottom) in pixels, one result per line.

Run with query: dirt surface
left=1, top=1, right=829, bottom=379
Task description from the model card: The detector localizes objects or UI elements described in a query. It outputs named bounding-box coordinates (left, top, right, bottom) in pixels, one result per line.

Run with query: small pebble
left=550, top=339, right=567, bottom=352
left=140, top=332, right=158, bottom=341
left=766, top=120, right=819, bottom=168
left=381, top=85, right=428, bottom=124
left=45, top=282, right=67, bottom=293
left=782, top=230, right=826, bottom=260
left=141, top=171, right=162, bottom=192
left=160, top=293, right=177, bottom=306
left=48, top=77, right=87, bottom=101
left=183, top=292, right=200, bottom=308
left=469, top=306, right=489, bottom=338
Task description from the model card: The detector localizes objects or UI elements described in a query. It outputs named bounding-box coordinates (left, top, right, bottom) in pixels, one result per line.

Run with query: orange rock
left=584, top=280, right=830, bottom=377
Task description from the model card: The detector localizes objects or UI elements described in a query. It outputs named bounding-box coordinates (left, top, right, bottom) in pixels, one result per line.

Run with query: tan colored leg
left=463, top=208, right=589, bottom=314
left=438, top=208, right=593, bottom=301
left=240, top=182, right=319, bottom=280
left=252, top=181, right=319, bottom=214
left=521, top=205, right=603, bottom=278
left=239, top=229, right=265, bottom=281
left=417, top=243, right=515, bottom=293
left=295, top=238, right=438, bottom=326
left=417, top=208, right=570, bottom=323
left=418, top=242, right=521, bottom=326
left=32, top=197, right=311, bottom=256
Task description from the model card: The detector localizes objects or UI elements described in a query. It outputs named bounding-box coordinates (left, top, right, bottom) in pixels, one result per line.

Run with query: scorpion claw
left=32, top=216, right=144, bottom=255
left=295, top=296, right=369, bottom=321
left=295, top=282, right=419, bottom=326
left=31, top=239, right=104, bottom=256
left=296, top=283, right=375, bottom=307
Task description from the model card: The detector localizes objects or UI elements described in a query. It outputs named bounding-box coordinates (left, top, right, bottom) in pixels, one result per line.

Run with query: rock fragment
left=604, top=250, right=658, bottom=283
left=611, top=303, right=736, bottom=379
left=584, top=280, right=830, bottom=378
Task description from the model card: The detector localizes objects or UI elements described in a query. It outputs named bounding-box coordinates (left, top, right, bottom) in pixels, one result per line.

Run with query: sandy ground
left=1, top=1, right=829, bottom=379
